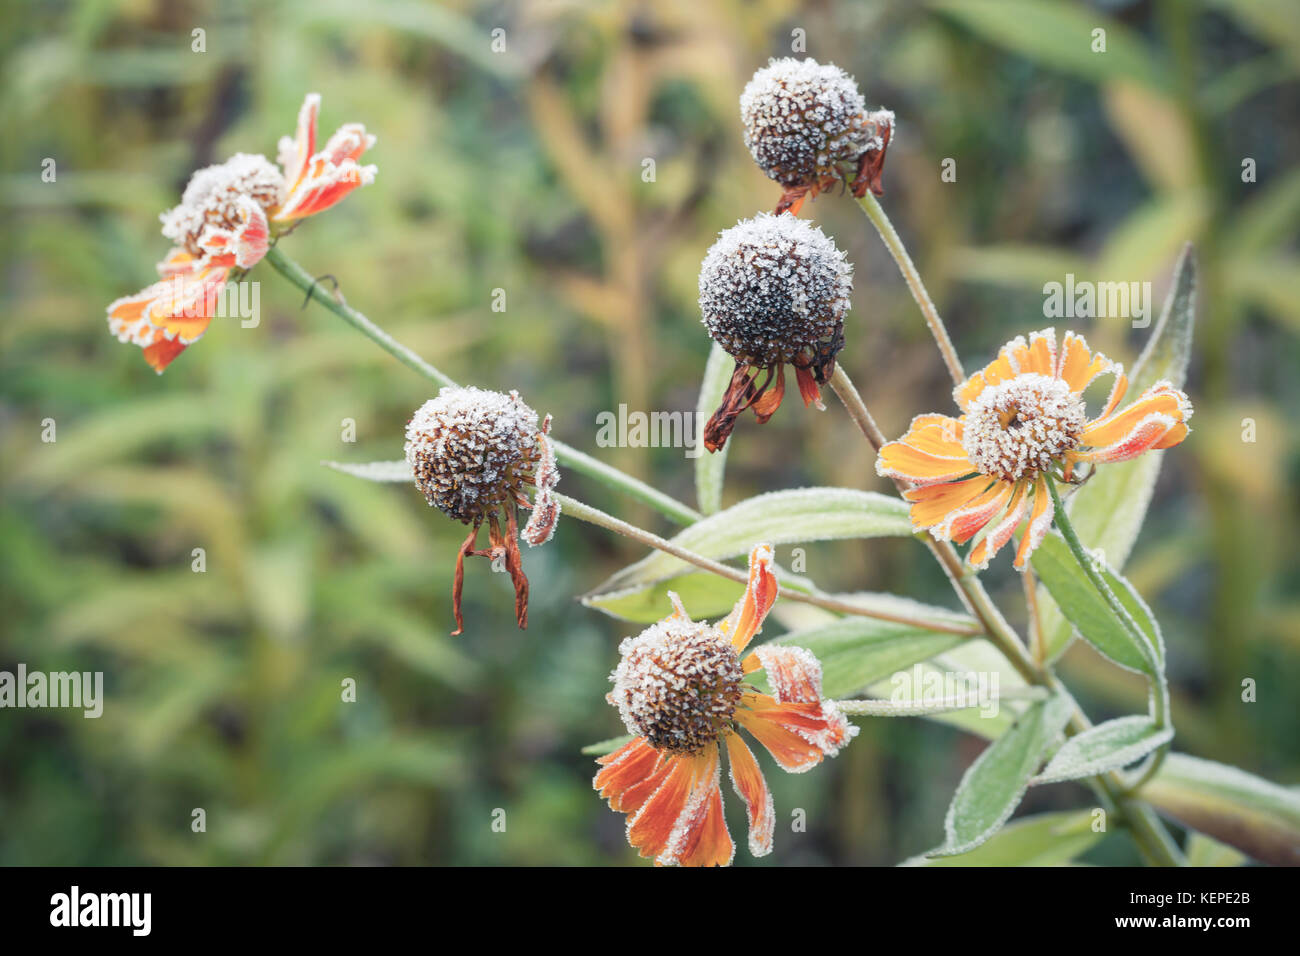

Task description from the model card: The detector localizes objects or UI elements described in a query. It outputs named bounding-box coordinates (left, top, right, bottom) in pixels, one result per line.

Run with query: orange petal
left=279, top=92, right=320, bottom=193
left=1080, top=382, right=1192, bottom=452
left=750, top=364, right=786, bottom=422
left=142, top=336, right=187, bottom=373
left=967, top=480, right=1029, bottom=570
left=274, top=159, right=376, bottom=222
left=725, top=732, right=773, bottom=857
left=721, top=543, right=778, bottom=653
left=937, top=480, right=1013, bottom=544
left=750, top=644, right=825, bottom=703
left=1014, top=473, right=1055, bottom=569
left=736, top=704, right=825, bottom=773
left=1025, top=328, right=1057, bottom=376
left=594, top=736, right=667, bottom=813
left=739, top=691, right=857, bottom=770
left=794, top=364, right=824, bottom=409
left=1057, top=330, right=1125, bottom=409
left=903, top=474, right=996, bottom=529
left=663, top=751, right=734, bottom=867
left=902, top=413, right=966, bottom=457
left=876, top=439, right=977, bottom=487
left=626, top=752, right=701, bottom=860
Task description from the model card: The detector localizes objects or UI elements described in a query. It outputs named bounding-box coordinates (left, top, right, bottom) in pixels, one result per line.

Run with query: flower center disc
left=962, top=374, right=1086, bottom=482
left=610, top=622, right=744, bottom=755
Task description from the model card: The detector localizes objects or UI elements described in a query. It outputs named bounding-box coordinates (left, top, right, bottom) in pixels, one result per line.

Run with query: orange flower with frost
left=107, top=93, right=376, bottom=373
left=595, top=544, right=856, bottom=866
left=877, top=329, right=1192, bottom=570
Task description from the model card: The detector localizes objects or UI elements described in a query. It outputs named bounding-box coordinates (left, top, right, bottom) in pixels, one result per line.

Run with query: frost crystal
left=963, top=373, right=1087, bottom=482
left=160, top=153, right=285, bottom=256
left=698, top=212, right=852, bottom=367
left=609, top=618, right=744, bottom=755
left=404, top=386, right=547, bottom=524
left=740, top=57, right=872, bottom=186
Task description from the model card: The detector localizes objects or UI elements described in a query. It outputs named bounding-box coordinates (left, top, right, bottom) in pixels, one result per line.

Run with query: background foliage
left=1, top=0, right=1296, bottom=865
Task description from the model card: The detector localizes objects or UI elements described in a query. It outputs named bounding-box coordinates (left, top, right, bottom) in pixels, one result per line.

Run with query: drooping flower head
left=877, top=329, right=1193, bottom=570
left=699, top=213, right=852, bottom=452
left=404, top=386, right=560, bottom=636
left=595, top=545, right=856, bottom=866
left=740, top=57, right=894, bottom=214
left=107, top=93, right=377, bottom=373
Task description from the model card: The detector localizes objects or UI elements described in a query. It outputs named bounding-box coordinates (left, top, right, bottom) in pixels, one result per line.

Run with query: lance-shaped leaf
left=930, top=694, right=1073, bottom=857
left=903, top=810, right=1102, bottom=867
left=694, top=342, right=733, bottom=515
left=589, top=487, right=911, bottom=595
left=1141, top=753, right=1300, bottom=866
left=1031, top=530, right=1165, bottom=676
left=1033, top=715, right=1173, bottom=785
left=1038, top=243, right=1196, bottom=661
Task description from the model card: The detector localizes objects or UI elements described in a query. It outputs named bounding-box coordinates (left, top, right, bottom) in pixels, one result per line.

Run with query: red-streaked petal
left=1080, top=382, right=1192, bottom=452
left=736, top=705, right=824, bottom=773
left=725, top=732, right=773, bottom=857
left=142, top=336, right=187, bottom=373
left=320, top=122, right=376, bottom=165
left=273, top=159, right=376, bottom=222
left=794, top=365, right=824, bottom=409
left=657, top=747, right=734, bottom=867
left=1014, top=474, right=1055, bottom=569
left=751, top=644, right=825, bottom=703
left=967, top=480, right=1029, bottom=570
left=278, top=92, right=320, bottom=192
left=739, top=691, right=857, bottom=770
left=594, top=736, right=667, bottom=813
left=721, top=543, right=778, bottom=653
left=625, top=752, right=700, bottom=860
left=903, top=474, right=996, bottom=530
left=937, top=480, right=1013, bottom=544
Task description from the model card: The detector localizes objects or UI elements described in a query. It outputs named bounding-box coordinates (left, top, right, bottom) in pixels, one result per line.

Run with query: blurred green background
left=2, top=0, right=1297, bottom=866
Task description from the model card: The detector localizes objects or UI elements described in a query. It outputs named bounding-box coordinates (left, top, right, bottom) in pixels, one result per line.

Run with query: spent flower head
left=595, top=545, right=856, bottom=866
left=405, top=386, right=560, bottom=635
left=698, top=212, right=852, bottom=451
left=741, top=57, right=894, bottom=214
left=877, top=329, right=1193, bottom=570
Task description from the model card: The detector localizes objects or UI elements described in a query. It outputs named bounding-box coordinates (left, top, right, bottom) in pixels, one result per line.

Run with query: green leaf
left=1033, top=716, right=1173, bottom=785
left=590, top=488, right=911, bottom=594
left=929, top=0, right=1171, bottom=93
left=761, top=614, right=968, bottom=700
left=1031, top=531, right=1165, bottom=676
left=581, top=571, right=747, bottom=624
left=1183, top=832, right=1247, bottom=868
left=904, top=810, right=1101, bottom=866
left=1141, top=753, right=1300, bottom=866
left=931, top=694, right=1073, bottom=857
left=1037, top=244, right=1196, bottom=660
left=694, top=342, right=733, bottom=515
left=322, top=459, right=413, bottom=482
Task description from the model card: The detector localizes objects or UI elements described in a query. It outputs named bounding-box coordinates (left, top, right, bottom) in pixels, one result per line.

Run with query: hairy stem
left=555, top=492, right=980, bottom=636
left=265, top=243, right=700, bottom=526
left=836, top=687, right=1047, bottom=717
left=854, top=192, right=964, bottom=386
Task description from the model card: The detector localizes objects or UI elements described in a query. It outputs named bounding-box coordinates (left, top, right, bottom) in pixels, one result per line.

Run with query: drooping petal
left=657, top=746, right=734, bottom=867
left=967, top=480, right=1030, bottom=570
left=748, top=644, right=824, bottom=703
left=794, top=364, right=824, bottom=409
left=738, top=690, right=857, bottom=772
left=277, top=92, right=320, bottom=194
left=625, top=751, right=701, bottom=860
left=1014, top=473, right=1055, bottom=569
left=1078, top=381, right=1192, bottom=459
left=736, top=703, right=825, bottom=773
left=725, top=732, right=774, bottom=857
left=720, top=543, right=778, bottom=653
left=273, top=158, right=377, bottom=222
left=106, top=265, right=231, bottom=373
left=594, top=736, right=668, bottom=814
left=903, top=474, right=997, bottom=529
left=750, top=364, right=786, bottom=423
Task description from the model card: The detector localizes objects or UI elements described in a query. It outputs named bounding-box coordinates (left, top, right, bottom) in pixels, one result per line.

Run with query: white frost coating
left=657, top=752, right=735, bottom=867
left=698, top=212, right=852, bottom=367
left=608, top=618, right=743, bottom=754
left=740, top=57, right=872, bottom=186
left=404, top=386, right=555, bottom=526
left=754, top=643, right=823, bottom=703
left=160, top=153, right=285, bottom=256
left=963, top=374, right=1087, bottom=482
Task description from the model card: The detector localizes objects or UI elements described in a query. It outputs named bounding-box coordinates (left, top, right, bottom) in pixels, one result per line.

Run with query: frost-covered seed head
left=699, top=213, right=852, bottom=368
left=740, top=57, right=872, bottom=187
left=963, top=374, right=1087, bottom=482
left=160, top=153, right=285, bottom=256
left=404, top=386, right=544, bottom=524
left=610, top=619, right=744, bottom=755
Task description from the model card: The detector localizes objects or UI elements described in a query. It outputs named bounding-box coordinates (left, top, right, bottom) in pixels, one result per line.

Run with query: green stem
left=264, top=243, right=700, bottom=526
left=836, top=687, right=1047, bottom=717
left=555, top=492, right=980, bottom=636
left=853, top=192, right=965, bottom=386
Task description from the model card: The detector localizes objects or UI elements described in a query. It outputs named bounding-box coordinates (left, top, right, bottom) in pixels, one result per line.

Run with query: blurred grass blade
left=903, top=810, right=1101, bottom=867
left=694, top=342, right=733, bottom=515
left=930, top=694, right=1072, bottom=857
left=1031, top=530, right=1165, bottom=676
left=1038, top=243, right=1196, bottom=660
left=1033, top=716, right=1173, bottom=785
left=1141, top=753, right=1300, bottom=866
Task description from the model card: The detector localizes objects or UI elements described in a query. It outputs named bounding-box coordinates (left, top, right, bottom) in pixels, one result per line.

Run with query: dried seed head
left=741, top=57, right=873, bottom=187
left=609, top=617, right=744, bottom=755
left=699, top=213, right=852, bottom=368
left=404, top=386, right=546, bottom=525
left=963, top=374, right=1087, bottom=482
left=160, top=153, right=285, bottom=257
